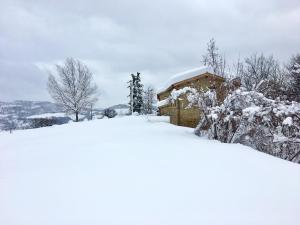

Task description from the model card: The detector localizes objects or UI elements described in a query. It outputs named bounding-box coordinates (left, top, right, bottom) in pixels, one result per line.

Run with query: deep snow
left=0, top=116, right=299, bottom=225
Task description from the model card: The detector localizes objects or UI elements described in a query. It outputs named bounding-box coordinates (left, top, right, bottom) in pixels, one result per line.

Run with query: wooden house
left=157, top=67, right=225, bottom=128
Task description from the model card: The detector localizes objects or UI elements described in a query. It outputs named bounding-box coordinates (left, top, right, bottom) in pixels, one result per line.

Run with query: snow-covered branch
left=195, top=88, right=300, bottom=163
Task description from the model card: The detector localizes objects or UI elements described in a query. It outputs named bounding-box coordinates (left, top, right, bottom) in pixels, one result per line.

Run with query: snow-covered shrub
left=170, top=87, right=198, bottom=104
left=255, top=80, right=287, bottom=100
left=104, top=108, right=117, bottom=118
left=195, top=88, right=300, bottom=163
left=169, top=87, right=218, bottom=113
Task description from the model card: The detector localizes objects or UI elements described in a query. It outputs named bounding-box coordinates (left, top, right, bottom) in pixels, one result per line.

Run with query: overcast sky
left=0, top=0, right=299, bottom=107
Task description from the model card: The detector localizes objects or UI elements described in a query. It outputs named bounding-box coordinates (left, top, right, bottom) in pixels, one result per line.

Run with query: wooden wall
left=158, top=73, right=225, bottom=128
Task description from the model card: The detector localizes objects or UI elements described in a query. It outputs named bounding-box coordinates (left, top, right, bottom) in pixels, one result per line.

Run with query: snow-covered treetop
left=157, top=66, right=217, bottom=94
left=292, top=62, right=300, bottom=74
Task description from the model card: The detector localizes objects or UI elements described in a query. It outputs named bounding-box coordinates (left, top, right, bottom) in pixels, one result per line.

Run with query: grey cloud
left=0, top=0, right=299, bottom=107
left=0, top=61, right=49, bottom=101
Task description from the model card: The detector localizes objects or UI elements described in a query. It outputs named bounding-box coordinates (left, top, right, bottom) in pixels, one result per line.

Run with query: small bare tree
left=143, top=86, right=156, bottom=114
left=240, top=53, right=284, bottom=91
left=202, top=38, right=226, bottom=76
left=47, top=58, right=98, bottom=122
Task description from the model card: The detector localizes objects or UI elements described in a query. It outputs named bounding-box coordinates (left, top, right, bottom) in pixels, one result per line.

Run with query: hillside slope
left=0, top=100, right=63, bottom=130
left=0, top=116, right=299, bottom=225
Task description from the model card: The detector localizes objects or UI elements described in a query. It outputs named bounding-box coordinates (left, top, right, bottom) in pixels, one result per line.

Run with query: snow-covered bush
left=163, top=78, right=300, bottom=163
left=255, top=79, right=288, bottom=100
left=169, top=87, right=218, bottom=113
left=103, top=108, right=117, bottom=118
left=195, top=88, right=300, bottom=163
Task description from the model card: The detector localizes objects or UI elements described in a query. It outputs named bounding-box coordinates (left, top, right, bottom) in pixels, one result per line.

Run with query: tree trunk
left=75, top=112, right=79, bottom=122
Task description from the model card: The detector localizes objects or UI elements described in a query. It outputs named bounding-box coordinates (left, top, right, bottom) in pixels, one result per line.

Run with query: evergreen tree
left=127, top=72, right=144, bottom=114
left=134, top=72, right=144, bottom=113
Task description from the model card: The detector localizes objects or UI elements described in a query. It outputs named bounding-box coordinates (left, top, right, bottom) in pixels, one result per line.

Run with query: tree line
left=188, top=38, right=300, bottom=162
left=127, top=72, right=156, bottom=115
left=46, top=40, right=299, bottom=122
left=47, top=58, right=157, bottom=122
left=202, top=38, right=300, bottom=102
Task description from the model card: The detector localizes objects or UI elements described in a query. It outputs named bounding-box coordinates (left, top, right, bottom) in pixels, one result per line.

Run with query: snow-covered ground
left=0, top=116, right=299, bottom=225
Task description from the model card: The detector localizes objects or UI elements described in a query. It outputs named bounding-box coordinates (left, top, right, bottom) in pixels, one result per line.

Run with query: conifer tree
left=134, top=72, right=144, bottom=113
left=127, top=72, right=144, bottom=114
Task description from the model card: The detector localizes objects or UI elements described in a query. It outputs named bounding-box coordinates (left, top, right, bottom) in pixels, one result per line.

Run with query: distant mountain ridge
left=108, top=104, right=129, bottom=109
left=0, top=100, right=64, bottom=117
left=0, top=100, right=129, bottom=131
left=0, top=100, right=65, bottom=131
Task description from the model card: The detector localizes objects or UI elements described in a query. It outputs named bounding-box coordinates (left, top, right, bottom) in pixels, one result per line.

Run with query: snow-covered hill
left=0, top=116, right=299, bottom=225
left=0, top=100, right=63, bottom=117
left=0, top=100, right=64, bottom=130
left=0, top=100, right=104, bottom=130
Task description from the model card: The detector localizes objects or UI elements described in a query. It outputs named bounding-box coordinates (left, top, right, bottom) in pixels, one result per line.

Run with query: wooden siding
left=158, top=72, right=224, bottom=128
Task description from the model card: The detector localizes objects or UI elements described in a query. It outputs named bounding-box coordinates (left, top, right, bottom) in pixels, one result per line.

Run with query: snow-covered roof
left=157, top=66, right=217, bottom=94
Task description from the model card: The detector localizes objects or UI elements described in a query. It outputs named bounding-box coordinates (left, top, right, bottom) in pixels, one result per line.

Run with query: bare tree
left=47, top=58, right=98, bottom=122
left=143, top=86, right=156, bottom=114
left=240, top=53, right=285, bottom=91
left=286, top=54, right=300, bottom=102
left=232, top=56, right=244, bottom=79
left=202, top=38, right=226, bottom=76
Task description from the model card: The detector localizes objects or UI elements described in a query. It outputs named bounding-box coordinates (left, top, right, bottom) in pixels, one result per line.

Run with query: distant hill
left=0, top=100, right=65, bottom=131
left=108, top=104, right=129, bottom=116
left=0, top=100, right=64, bottom=117
left=108, top=104, right=129, bottom=110
left=0, top=101, right=131, bottom=131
